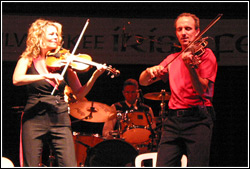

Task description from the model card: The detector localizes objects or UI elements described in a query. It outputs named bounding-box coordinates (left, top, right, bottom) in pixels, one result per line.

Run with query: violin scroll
left=106, top=65, right=120, bottom=78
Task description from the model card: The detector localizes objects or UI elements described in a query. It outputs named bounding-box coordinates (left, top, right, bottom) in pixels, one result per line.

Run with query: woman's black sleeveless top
left=23, top=62, right=70, bottom=126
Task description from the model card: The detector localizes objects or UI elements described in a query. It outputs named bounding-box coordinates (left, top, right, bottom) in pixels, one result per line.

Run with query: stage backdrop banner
left=2, top=15, right=248, bottom=66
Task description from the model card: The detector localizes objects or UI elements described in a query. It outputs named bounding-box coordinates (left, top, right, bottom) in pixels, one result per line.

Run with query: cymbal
left=69, top=101, right=116, bottom=123
left=144, top=92, right=171, bottom=101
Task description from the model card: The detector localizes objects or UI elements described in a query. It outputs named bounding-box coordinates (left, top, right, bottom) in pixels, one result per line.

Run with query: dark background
left=2, top=2, right=248, bottom=167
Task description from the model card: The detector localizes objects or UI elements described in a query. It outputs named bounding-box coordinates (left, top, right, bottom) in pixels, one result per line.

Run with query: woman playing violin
left=12, top=18, right=105, bottom=167
left=139, top=13, right=217, bottom=166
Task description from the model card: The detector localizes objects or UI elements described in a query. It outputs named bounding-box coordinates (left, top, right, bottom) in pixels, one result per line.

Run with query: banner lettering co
left=2, top=15, right=248, bottom=66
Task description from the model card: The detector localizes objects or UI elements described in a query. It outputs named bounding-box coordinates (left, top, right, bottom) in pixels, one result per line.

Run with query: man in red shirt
left=139, top=13, right=217, bottom=167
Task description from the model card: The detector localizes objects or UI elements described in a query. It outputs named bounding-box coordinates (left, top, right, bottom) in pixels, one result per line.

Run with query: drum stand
left=155, top=89, right=168, bottom=149
left=159, top=89, right=167, bottom=121
left=74, top=140, right=92, bottom=166
left=116, top=110, right=124, bottom=138
left=143, top=110, right=156, bottom=152
left=48, top=147, right=55, bottom=167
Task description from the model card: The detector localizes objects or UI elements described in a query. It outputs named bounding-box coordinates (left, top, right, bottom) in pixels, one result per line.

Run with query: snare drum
left=73, top=132, right=104, bottom=167
left=122, top=111, right=152, bottom=144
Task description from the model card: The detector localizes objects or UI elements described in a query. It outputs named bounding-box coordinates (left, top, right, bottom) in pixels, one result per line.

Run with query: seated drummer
left=102, top=78, right=156, bottom=138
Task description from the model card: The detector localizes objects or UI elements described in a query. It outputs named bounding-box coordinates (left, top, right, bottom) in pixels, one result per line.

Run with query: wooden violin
left=46, top=47, right=120, bottom=78
left=50, top=19, right=120, bottom=95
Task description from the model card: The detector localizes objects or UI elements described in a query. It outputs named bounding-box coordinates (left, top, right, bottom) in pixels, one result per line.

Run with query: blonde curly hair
left=20, top=18, right=62, bottom=62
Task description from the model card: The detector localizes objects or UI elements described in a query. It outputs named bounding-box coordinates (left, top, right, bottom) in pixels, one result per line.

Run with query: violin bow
left=51, top=19, right=90, bottom=95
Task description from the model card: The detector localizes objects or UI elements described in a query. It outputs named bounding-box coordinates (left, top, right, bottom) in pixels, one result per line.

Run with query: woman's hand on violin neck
left=42, top=73, right=64, bottom=85
left=96, top=63, right=107, bottom=70
left=93, top=66, right=105, bottom=77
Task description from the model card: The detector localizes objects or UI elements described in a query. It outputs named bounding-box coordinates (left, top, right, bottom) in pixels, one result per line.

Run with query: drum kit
left=11, top=88, right=170, bottom=167
left=69, top=89, right=170, bottom=167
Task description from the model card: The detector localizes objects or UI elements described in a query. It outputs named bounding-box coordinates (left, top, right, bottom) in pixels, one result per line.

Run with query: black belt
left=168, top=107, right=200, bottom=117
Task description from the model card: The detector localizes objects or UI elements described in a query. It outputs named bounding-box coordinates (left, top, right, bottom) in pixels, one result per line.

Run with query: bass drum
left=85, top=139, right=138, bottom=167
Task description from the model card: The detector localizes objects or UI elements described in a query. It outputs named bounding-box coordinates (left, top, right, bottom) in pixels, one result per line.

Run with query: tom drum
left=122, top=111, right=152, bottom=144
